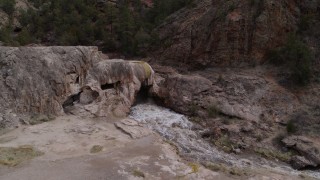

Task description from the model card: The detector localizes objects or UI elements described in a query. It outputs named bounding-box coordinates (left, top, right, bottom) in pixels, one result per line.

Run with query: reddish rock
left=152, top=0, right=302, bottom=68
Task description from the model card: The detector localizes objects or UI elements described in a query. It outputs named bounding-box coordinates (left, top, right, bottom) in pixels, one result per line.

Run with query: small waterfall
left=130, top=103, right=320, bottom=179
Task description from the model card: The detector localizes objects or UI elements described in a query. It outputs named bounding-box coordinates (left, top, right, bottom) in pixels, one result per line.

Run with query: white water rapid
left=130, top=103, right=320, bottom=179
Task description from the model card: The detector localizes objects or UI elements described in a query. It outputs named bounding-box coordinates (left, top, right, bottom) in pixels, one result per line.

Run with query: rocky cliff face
left=0, top=46, right=98, bottom=115
left=0, top=46, right=154, bottom=128
left=152, top=0, right=318, bottom=69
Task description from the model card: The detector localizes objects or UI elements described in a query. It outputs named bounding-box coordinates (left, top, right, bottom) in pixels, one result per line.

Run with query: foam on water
left=130, top=103, right=320, bottom=179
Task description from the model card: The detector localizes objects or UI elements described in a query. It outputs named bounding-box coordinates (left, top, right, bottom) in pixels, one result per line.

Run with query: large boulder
left=152, top=74, right=212, bottom=116
left=0, top=46, right=99, bottom=115
left=282, top=136, right=320, bottom=169
left=69, top=59, right=154, bottom=117
left=290, top=155, right=317, bottom=170
left=153, top=68, right=299, bottom=122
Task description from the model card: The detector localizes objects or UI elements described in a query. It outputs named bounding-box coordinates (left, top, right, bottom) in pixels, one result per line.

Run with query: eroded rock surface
left=153, top=68, right=299, bottom=122
left=0, top=46, right=154, bottom=127
left=152, top=0, right=319, bottom=69
left=114, top=119, right=152, bottom=139
left=67, top=59, right=154, bottom=117
left=0, top=46, right=99, bottom=115
left=283, top=136, right=320, bottom=169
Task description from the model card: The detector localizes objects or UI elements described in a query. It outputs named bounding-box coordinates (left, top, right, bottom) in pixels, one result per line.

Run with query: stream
left=130, top=103, right=320, bottom=179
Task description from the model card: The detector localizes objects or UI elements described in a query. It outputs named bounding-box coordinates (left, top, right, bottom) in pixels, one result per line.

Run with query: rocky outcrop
left=153, top=74, right=212, bottom=116
left=152, top=0, right=308, bottom=68
left=282, top=136, right=320, bottom=169
left=290, top=155, right=317, bottom=170
left=153, top=68, right=299, bottom=122
left=0, top=46, right=154, bottom=127
left=68, top=59, right=154, bottom=117
left=0, top=46, right=99, bottom=115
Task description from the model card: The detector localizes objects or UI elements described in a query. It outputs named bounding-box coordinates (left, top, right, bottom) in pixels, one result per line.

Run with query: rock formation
left=283, top=136, right=320, bottom=169
left=68, top=59, right=154, bottom=117
left=0, top=46, right=154, bottom=128
left=153, top=67, right=299, bottom=122
left=152, top=0, right=319, bottom=69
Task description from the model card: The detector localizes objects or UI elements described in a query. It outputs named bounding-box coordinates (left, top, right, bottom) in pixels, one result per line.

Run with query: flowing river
left=130, top=103, right=320, bottom=179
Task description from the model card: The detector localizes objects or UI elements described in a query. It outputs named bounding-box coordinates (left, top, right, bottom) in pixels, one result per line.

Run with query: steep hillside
left=151, top=0, right=319, bottom=69
left=0, top=0, right=194, bottom=56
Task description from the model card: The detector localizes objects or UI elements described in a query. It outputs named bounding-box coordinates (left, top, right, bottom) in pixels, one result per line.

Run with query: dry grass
left=29, top=114, right=55, bottom=125
left=254, top=148, right=293, bottom=162
left=132, top=169, right=145, bottom=178
left=213, top=135, right=236, bottom=153
left=0, top=145, right=43, bottom=166
left=90, top=145, right=103, bottom=153
left=203, top=162, right=249, bottom=176
left=188, top=162, right=200, bottom=173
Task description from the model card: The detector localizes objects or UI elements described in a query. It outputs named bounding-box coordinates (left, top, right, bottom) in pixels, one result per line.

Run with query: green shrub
left=268, top=35, right=313, bottom=86
left=188, top=102, right=198, bottom=116
left=286, top=120, right=297, bottom=134
left=207, top=105, right=221, bottom=118
left=17, top=29, right=33, bottom=45
left=298, top=14, right=315, bottom=32
left=0, top=0, right=16, bottom=16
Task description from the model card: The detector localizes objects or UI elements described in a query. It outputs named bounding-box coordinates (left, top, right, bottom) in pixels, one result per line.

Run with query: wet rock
left=290, top=155, right=317, bottom=170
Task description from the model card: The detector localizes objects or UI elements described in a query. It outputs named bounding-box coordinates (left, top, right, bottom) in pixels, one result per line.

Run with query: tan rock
left=114, top=119, right=152, bottom=139
left=0, top=46, right=155, bottom=126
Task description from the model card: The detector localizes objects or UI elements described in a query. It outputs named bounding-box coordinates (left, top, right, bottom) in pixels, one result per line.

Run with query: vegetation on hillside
left=0, top=0, right=16, bottom=16
left=0, top=0, right=194, bottom=57
left=268, top=34, right=313, bottom=86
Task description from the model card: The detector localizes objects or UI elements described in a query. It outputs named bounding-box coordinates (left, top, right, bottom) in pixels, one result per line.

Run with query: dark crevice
left=14, top=27, right=22, bottom=33
left=101, top=82, right=115, bottom=90
left=133, top=85, right=152, bottom=106
left=62, top=91, right=82, bottom=109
